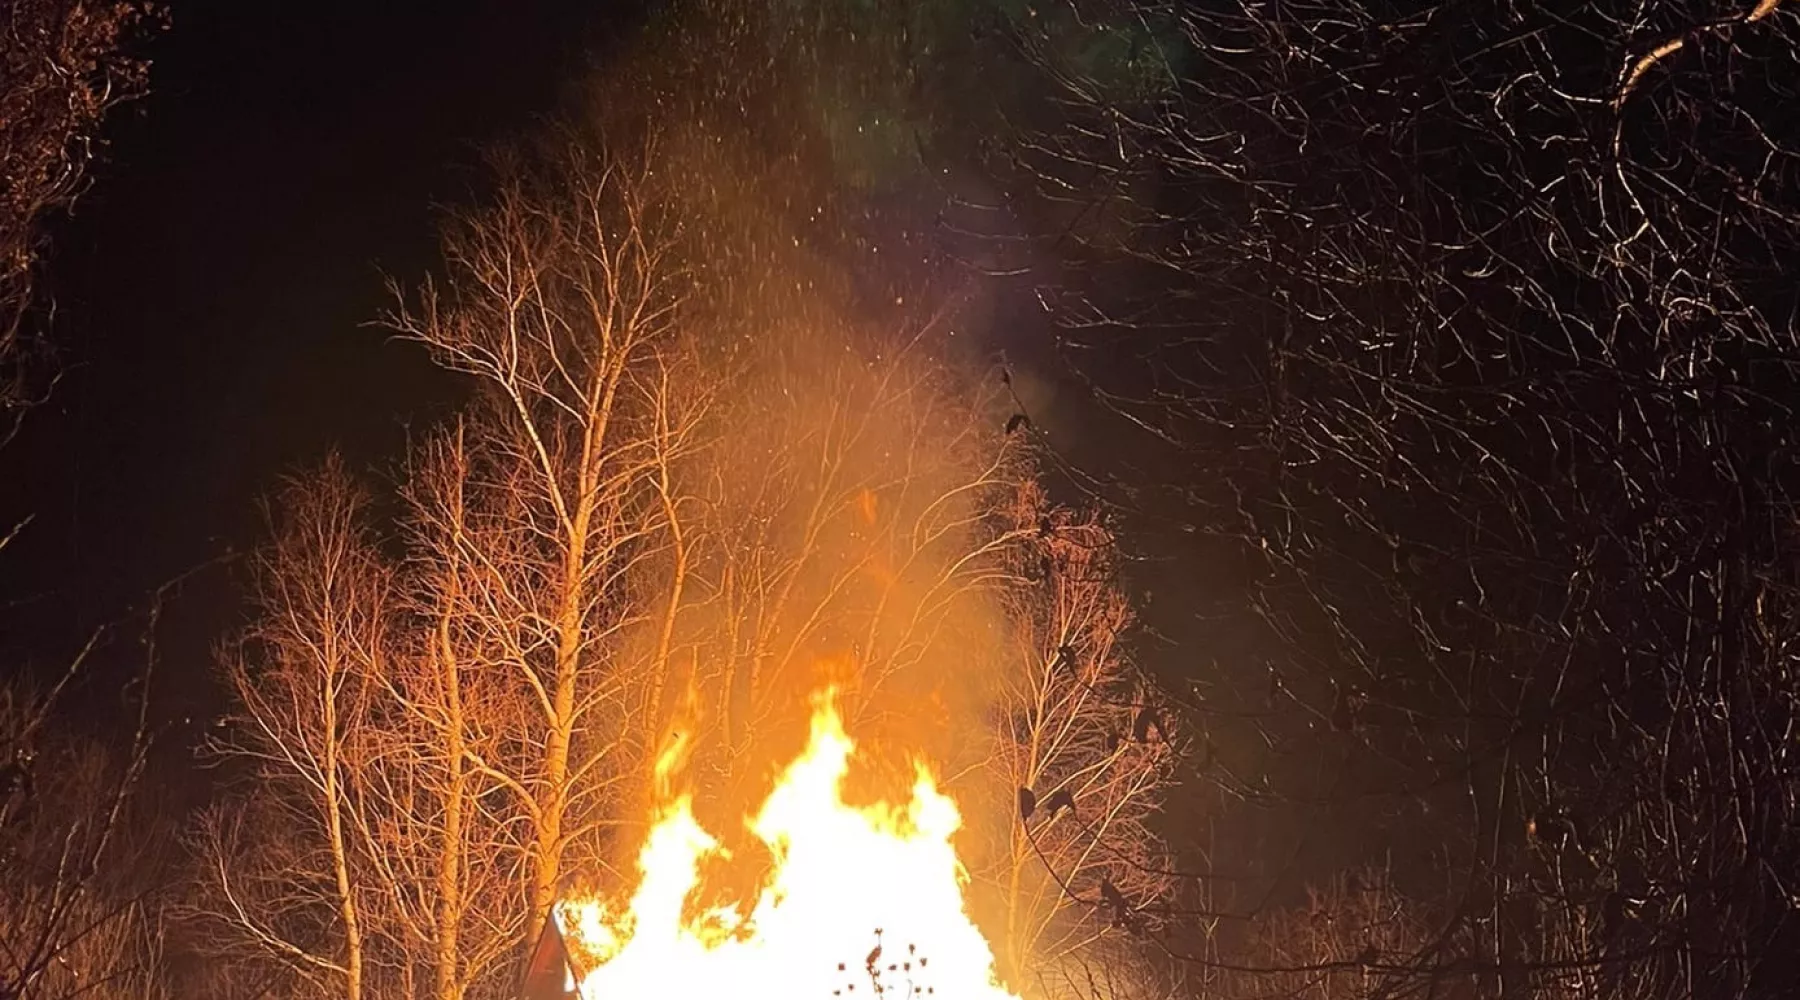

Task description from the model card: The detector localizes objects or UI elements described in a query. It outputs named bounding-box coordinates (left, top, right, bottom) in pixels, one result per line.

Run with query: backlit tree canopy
left=194, top=133, right=1170, bottom=1000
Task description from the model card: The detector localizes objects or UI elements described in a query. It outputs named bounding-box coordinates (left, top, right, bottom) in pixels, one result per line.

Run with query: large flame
left=559, top=690, right=1020, bottom=1000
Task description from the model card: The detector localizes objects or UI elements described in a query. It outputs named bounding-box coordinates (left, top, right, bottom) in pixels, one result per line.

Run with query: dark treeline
left=976, top=2, right=1800, bottom=998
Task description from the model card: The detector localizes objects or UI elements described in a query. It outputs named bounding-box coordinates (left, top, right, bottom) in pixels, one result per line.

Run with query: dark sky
left=1, top=0, right=642, bottom=718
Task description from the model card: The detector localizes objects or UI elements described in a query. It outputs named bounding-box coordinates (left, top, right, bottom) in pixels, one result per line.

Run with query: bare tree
left=966, top=1, right=1800, bottom=997
left=383, top=135, right=704, bottom=953
left=0, top=639, right=169, bottom=1000
left=1, top=0, right=156, bottom=427
left=0, top=9, right=165, bottom=987
left=196, top=453, right=557, bottom=1000
left=201, top=138, right=707, bottom=995
left=986, top=482, right=1174, bottom=994
left=380, top=427, right=539, bottom=1000
left=195, top=461, right=389, bottom=1000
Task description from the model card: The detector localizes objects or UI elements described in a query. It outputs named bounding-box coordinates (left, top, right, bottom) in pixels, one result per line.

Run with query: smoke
left=627, top=151, right=1029, bottom=834
left=504, top=5, right=1062, bottom=928
left=534, top=10, right=1173, bottom=980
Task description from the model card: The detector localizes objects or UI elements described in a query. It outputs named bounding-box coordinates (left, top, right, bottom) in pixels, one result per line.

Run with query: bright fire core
left=557, top=692, right=1021, bottom=1000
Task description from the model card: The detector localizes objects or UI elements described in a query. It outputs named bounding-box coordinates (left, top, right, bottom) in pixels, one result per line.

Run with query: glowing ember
left=558, top=690, right=1021, bottom=1000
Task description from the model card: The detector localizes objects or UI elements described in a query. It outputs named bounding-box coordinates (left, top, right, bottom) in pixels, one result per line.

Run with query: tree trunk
left=435, top=593, right=468, bottom=1000
left=324, top=669, right=365, bottom=1000
left=526, top=497, right=593, bottom=952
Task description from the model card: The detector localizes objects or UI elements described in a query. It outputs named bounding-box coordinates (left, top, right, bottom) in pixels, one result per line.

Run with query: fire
left=558, top=690, right=1021, bottom=1000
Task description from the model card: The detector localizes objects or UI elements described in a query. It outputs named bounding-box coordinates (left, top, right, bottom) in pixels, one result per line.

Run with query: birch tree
left=384, top=136, right=704, bottom=951
left=196, top=462, right=388, bottom=1000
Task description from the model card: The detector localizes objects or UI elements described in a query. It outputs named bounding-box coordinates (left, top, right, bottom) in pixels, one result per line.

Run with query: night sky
left=1, top=0, right=641, bottom=717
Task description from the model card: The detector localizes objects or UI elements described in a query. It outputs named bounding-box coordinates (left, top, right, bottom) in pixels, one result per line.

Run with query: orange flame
left=559, top=690, right=1020, bottom=1000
